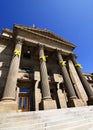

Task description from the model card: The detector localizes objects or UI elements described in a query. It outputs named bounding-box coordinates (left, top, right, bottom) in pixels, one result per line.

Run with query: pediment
left=14, top=24, right=75, bottom=48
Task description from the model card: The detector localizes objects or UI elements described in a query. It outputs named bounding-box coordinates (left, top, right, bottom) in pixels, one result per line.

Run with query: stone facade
left=0, top=24, right=93, bottom=113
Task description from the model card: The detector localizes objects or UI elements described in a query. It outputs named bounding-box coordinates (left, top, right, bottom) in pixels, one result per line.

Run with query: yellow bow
left=40, top=55, right=47, bottom=62
left=14, top=49, right=21, bottom=56
left=75, top=63, right=82, bottom=68
left=59, top=61, right=66, bottom=66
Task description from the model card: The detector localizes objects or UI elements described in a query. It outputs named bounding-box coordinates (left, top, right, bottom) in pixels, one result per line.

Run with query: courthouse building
left=0, top=24, right=93, bottom=113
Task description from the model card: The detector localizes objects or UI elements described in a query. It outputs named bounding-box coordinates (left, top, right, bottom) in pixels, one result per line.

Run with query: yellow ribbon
left=14, top=49, right=21, bottom=56
left=40, top=55, right=47, bottom=62
left=75, top=63, right=82, bottom=68
left=59, top=61, right=66, bottom=66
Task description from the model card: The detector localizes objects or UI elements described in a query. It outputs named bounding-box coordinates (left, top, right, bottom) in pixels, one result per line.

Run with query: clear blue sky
left=0, top=0, right=93, bottom=73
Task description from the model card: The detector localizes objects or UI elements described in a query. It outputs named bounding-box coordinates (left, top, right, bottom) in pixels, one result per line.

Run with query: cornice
left=27, top=27, right=75, bottom=47
left=15, top=24, right=72, bottom=44
left=2, top=28, right=12, bottom=35
left=14, top=25, right=75, bottom=50
left=0, top=35, right=12, bottom=42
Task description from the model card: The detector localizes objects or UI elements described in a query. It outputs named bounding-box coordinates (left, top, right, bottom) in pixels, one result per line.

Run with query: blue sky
left=0, top=0, right=93, bottom=73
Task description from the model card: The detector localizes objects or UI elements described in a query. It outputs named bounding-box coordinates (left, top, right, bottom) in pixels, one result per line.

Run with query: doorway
left=18, top=93, right=30, bottom=112
left=18, top=89, right=30, bottom=112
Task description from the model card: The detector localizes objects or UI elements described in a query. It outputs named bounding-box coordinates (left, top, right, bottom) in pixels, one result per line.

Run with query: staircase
left=0, top=106, right=93, bottom=130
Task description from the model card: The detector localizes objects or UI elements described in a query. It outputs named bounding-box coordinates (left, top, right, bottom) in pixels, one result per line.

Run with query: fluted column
left=57, top=50, right=77, bottom=99
left=2, top=39, right=23, bottom=101
left=39, top=45, right=51, bottom=99
left=71, top=54, right=93, bottom=100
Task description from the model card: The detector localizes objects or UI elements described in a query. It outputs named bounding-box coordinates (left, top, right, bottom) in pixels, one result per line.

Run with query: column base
left=67, top=99, right=85, bottom=107
left=39, top=99, right=57, bottom=110
left=87, top=99, right=93, bottom=105
left=0, top=100, right=18, bottom=113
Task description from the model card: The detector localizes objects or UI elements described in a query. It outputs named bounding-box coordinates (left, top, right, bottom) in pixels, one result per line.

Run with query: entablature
left=14, top=27, right=75, bottom=56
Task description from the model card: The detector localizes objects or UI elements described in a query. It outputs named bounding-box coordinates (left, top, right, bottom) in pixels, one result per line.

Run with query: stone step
left=43, top=117, right=93, bottom=130
left=62, top=122, right=93, bottom=130
left=0, top=116, right=79, bottom=129
left=1, top=117, right=93, bottom=130
left=0, top=105, right=91, bottom=118
left=1, top=108, right=93, bottom=128
left=0, top=115, right=84, bottom=129
left=1, top=106, right=93, bottom=130
left=1, top=114, right=93, bottom=130
left=1, top=106, right=93, bottom=122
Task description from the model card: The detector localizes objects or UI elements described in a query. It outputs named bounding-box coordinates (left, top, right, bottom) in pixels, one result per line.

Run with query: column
left=39, top=45, right=57, bottom=110
left=68, top=59, right=88, bottom=105
left=2, top=39, right=23, bottom=101
left=71, top=54, right=93, bottom=103
left=57, top=50, right=77, bottom=99
left=39, top=45, right=51, bottom=99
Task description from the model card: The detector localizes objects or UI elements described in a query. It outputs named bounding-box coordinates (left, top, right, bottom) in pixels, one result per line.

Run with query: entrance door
left=18, top=92, right=30, bottom=112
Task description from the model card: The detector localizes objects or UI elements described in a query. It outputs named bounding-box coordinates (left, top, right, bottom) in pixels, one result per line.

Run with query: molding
left=14, top=25, right=76, bottom=48
left=16, top=36, right=73, bottom=55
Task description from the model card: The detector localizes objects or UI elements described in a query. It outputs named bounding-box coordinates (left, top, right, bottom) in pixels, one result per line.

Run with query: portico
left=0, top=24, right=93, bottom=113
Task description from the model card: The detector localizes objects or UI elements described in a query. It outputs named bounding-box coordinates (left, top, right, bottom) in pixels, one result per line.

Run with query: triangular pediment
left=14, top=24, right=75, bottom=48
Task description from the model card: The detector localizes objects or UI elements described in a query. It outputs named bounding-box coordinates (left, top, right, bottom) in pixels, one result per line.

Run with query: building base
left=39, top=99, right=57, bottom=110
left=67, top=99, right=85, bottom=107
left=0, top=100, right=18, bottom=113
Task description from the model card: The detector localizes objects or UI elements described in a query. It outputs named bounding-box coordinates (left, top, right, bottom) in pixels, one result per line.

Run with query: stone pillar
left=2, top=39, right=23, bottom=101
left=68, top=59, right=88, bottom=105
left=57, top=50, right=76, bottom=99
left=39, top=45, right=56, bottom=110
left=57, top=50, right=84, bottom=107
left=71, top=54, right=93, bottom=105
left=39, top=45, right=51, bottom=99
left=0, top=39, right=23, bottom=113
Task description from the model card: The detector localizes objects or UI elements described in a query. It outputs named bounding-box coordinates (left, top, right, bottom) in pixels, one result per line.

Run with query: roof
left=14, top=24, right=76, bottom=48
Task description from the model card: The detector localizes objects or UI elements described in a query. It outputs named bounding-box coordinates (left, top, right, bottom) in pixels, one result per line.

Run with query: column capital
left=69, top=53, right=77, bottom=59
left=38, top=43, right=45, bottom=48
left=16, top=38, right=24, bottom=44
left=56, top=48, right=62, bottom=53
left=69, top=53, right=78, bottom=65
